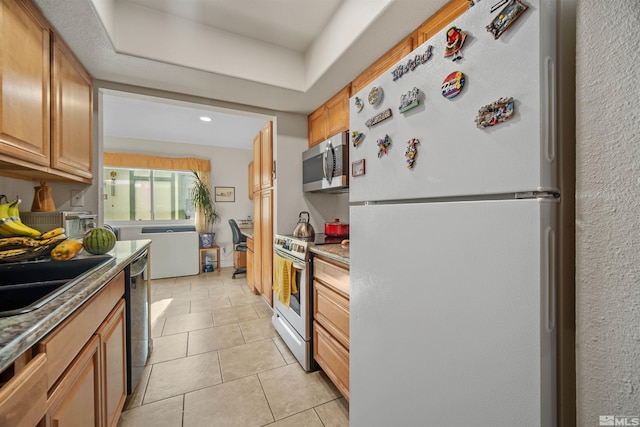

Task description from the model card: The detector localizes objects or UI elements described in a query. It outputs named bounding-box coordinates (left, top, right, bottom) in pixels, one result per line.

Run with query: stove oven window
left=289, top=267, right=302, bottom=316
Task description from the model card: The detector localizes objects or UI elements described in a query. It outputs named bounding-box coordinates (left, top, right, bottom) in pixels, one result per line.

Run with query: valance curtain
left=104, top=152, right=211, bottom=231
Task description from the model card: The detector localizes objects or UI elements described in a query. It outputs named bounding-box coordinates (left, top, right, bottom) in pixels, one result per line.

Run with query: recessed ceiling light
left=200, top=116, right=212, bottom=122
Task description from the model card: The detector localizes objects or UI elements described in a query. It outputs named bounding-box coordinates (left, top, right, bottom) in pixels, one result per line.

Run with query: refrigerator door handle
left=545, top=226, right=556, bottom=331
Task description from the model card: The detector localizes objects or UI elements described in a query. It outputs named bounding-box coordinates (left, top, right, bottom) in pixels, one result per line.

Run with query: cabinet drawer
left=313, top=321, right=349, bottom=400
left=314, top=281, right=349, bottom=348
left=313, top=257, right=349, bottom=296
left=0, top=353, right=47, bottom=427
left=39, top=271, right=125, bottom=390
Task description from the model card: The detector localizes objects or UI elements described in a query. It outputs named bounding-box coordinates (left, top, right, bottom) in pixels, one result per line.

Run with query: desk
left=199, top=246, right=220, bottom=272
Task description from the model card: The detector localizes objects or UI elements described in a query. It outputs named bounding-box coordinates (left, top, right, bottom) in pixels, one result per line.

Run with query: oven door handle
left=292, top=262, right=305, bottom=271
left=274, top=250, right=307, bottom=269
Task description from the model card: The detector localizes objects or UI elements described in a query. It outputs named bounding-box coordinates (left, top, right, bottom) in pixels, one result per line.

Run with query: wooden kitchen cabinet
left=308, top=84, right=350, bottom=147
left=0, top=0, right=93, bottom=183
left=414, top=0, right=469, bottom=45
left=45, top=335, right=101, bottom=427
left=40, top=271, right=126, bottom=427
left=50, top=34, right=93, bottom=180
left=0, top=0, right=51, bottom=167
left=0, top=353, right=48, bottom=427
left=252, top=134, right=261, bottom=194
left=260, top=121, right=273, bottom=189
left=351, top=35, right=415, bottom=95
left=247, top=237, right=254, bottom=290
left=313, top=256, right=350, bottom=399
left=248, top=161, right=254, bottom=200
left=96, top=299, right=126, bottom=427
left=260, top=188, right=273, bottom=306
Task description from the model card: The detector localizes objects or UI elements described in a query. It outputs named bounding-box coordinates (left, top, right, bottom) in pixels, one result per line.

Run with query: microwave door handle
left=323, top=143, right=330, bottom=184
left=324, top=141, right=335, bottom=184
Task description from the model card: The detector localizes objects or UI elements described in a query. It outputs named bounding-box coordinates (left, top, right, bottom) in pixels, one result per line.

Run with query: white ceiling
left=32, top=0, right=451, bottom=148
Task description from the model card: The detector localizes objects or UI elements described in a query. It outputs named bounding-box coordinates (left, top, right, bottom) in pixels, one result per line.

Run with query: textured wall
left=576, top=0, right=640, bottom=423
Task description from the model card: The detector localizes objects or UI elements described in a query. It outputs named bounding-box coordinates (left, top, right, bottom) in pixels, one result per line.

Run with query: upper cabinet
left=414, top=0, right=469, bottom=45
left=308, top=0, right=468, bottom=147
left=351, top=35, right=414, bottom=95
left=51, top=36, right=93, bottom=180
left=0, top=0, right=93, bottom=183
left=0, top=0, right=51, bottom=167
left=308, top=85, right=350, bottom=147
left=260, top=121, right=273, bottom=189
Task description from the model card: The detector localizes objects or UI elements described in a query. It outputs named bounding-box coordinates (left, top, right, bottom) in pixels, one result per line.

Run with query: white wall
left=104, top=136, right=253, bottom=266
left=576, top=0, right=640, bottom=423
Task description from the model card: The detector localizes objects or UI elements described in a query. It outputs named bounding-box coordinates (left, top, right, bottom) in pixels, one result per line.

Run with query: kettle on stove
left=293, top=211, right=315, bottom=239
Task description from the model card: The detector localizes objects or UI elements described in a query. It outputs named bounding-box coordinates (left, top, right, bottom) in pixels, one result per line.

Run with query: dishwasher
left=125, top=249, right=152, bottom=394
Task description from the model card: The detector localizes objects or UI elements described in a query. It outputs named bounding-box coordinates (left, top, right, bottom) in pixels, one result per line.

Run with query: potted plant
left=191, top=170, right=220, bottom=247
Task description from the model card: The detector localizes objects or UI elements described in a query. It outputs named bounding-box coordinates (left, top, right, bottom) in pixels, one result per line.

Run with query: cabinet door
left=260, top=121, right=273, bottom=189
left=0, top=353, right=47, bottom=427
left=253, top=189, right=262, bottom=295
left=414, top=0, right=469, bottom=45
left=252, top=133, right=261, bottom=194
left=247, top=238, right=254, bottom=290
left=0, top=0, right=50, bottom=166
left=46, top=335, right=101, bottom=427
left=314, top=321, right=349, bottom=400
left=325, top=85, right=350, bottom=138
left=51, top=35, right=93, bottom=180
left=248, top=161, right=254, bottom=200
left=96, top=299, right=126, bottom=427
left=351, top=35, right=414, bottom=95
left=308, top=106, right=326, bottom=147
left=260, top=189, right=273, bottom=306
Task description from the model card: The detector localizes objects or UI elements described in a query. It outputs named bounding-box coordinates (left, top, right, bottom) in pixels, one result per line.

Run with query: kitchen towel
left=273, top=253, right=297, bottom=306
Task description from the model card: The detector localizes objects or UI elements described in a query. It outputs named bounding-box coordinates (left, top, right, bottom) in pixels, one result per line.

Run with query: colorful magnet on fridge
left=391, top=45, right=434, bottom=81
left=365, top=108, right=392, bottom=128
left=368, top=86, right=383, bottom=106
left=399, top=87, right=420, bottom=113
left=377, top=134, right=391, bottom=158
left=441, top=71, right=465, bottom=99
left=351, top=130, right=365, bottom=147
left=486, top=0, right=529, bottom=39
left=404, top=138, right=420, bottom=169
left=444, top=26, right=467, bottom=61
left=475, top=97, right=515, bottom=128
left=355, top=97, right=364, bottom=113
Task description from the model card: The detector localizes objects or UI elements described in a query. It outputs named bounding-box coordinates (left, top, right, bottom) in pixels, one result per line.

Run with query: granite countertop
left=0, top=239, right=151, bottom=373
left=310, top=243, right=350, bottom=266
left=241, top=229, right=254, bottom=239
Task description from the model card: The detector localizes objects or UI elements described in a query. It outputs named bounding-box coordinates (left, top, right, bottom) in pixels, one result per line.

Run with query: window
left=104, top=167, right=195, bottom=221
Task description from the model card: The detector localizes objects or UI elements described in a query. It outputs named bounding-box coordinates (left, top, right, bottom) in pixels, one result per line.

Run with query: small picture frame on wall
left=214, top=186, right=235, bottom=202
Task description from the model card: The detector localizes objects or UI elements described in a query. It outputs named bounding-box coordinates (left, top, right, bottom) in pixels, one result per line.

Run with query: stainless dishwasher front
left=125, top=249, right=152, bottom=394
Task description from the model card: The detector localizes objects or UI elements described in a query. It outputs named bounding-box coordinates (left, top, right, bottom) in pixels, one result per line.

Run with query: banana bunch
left=0, top=227, right=66, bottom=262
left=0, top=199, right=42, bottom=238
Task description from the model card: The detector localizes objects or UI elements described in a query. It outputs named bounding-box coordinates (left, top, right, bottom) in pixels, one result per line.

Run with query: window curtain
left=104, top=152, right=211, bottom=231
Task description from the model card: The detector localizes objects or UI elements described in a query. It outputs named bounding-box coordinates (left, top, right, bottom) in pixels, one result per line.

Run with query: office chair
left=229, top=219, right=247, bottom=279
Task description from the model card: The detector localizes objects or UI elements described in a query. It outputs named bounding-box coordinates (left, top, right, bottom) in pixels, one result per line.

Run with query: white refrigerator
left=349, top=1, right=571, bottom=426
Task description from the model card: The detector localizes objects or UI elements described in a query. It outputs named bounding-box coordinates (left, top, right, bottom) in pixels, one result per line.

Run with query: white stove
left=272, top=234, right=316, bottom=371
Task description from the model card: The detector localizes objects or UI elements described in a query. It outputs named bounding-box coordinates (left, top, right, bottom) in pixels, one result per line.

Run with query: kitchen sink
left=0, top=255, right=114, bottom=317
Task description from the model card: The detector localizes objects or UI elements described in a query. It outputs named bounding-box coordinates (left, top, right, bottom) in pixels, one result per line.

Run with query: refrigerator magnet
left=391, top=45, right=434, bottom=81
left=444, top=26, right=467, bottom=61
left=399, top=87, right=420, bottom=113
left=405, top=138, right=420, bottom=169
left=352, top=159, right=366, bottom=177
left=355, top=97, right=364, bottom=113
left=486, top=0, right=529, bottom=40
left=365, top=108, right=393, bottom=128
left=368, top=86, right=383, bottom=106
left=441, top=71, right=465, bottom=99
left=377, top=134, right=391, bottom=158
left=475, top=97, right=515, bottom=128
left=351, top=130, right=365, bottom=147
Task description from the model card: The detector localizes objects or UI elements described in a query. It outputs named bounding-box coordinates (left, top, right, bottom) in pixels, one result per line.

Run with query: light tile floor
left=117, top=267, right=349, bottom=427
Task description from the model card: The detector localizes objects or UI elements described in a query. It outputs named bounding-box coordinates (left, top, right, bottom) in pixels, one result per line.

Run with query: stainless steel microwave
left=302, top=131, right=349, bottom=193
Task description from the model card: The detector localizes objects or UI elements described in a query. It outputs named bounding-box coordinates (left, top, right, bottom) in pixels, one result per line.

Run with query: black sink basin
left=0, top=255, right=114, bottom=317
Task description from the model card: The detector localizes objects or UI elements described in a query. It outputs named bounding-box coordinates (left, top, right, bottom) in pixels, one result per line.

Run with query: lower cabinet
left=313, top=256, right=350, bottom=399
left=247, top=237, right=254, bottom=290
left=40, top=271, right=126, bottom=427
